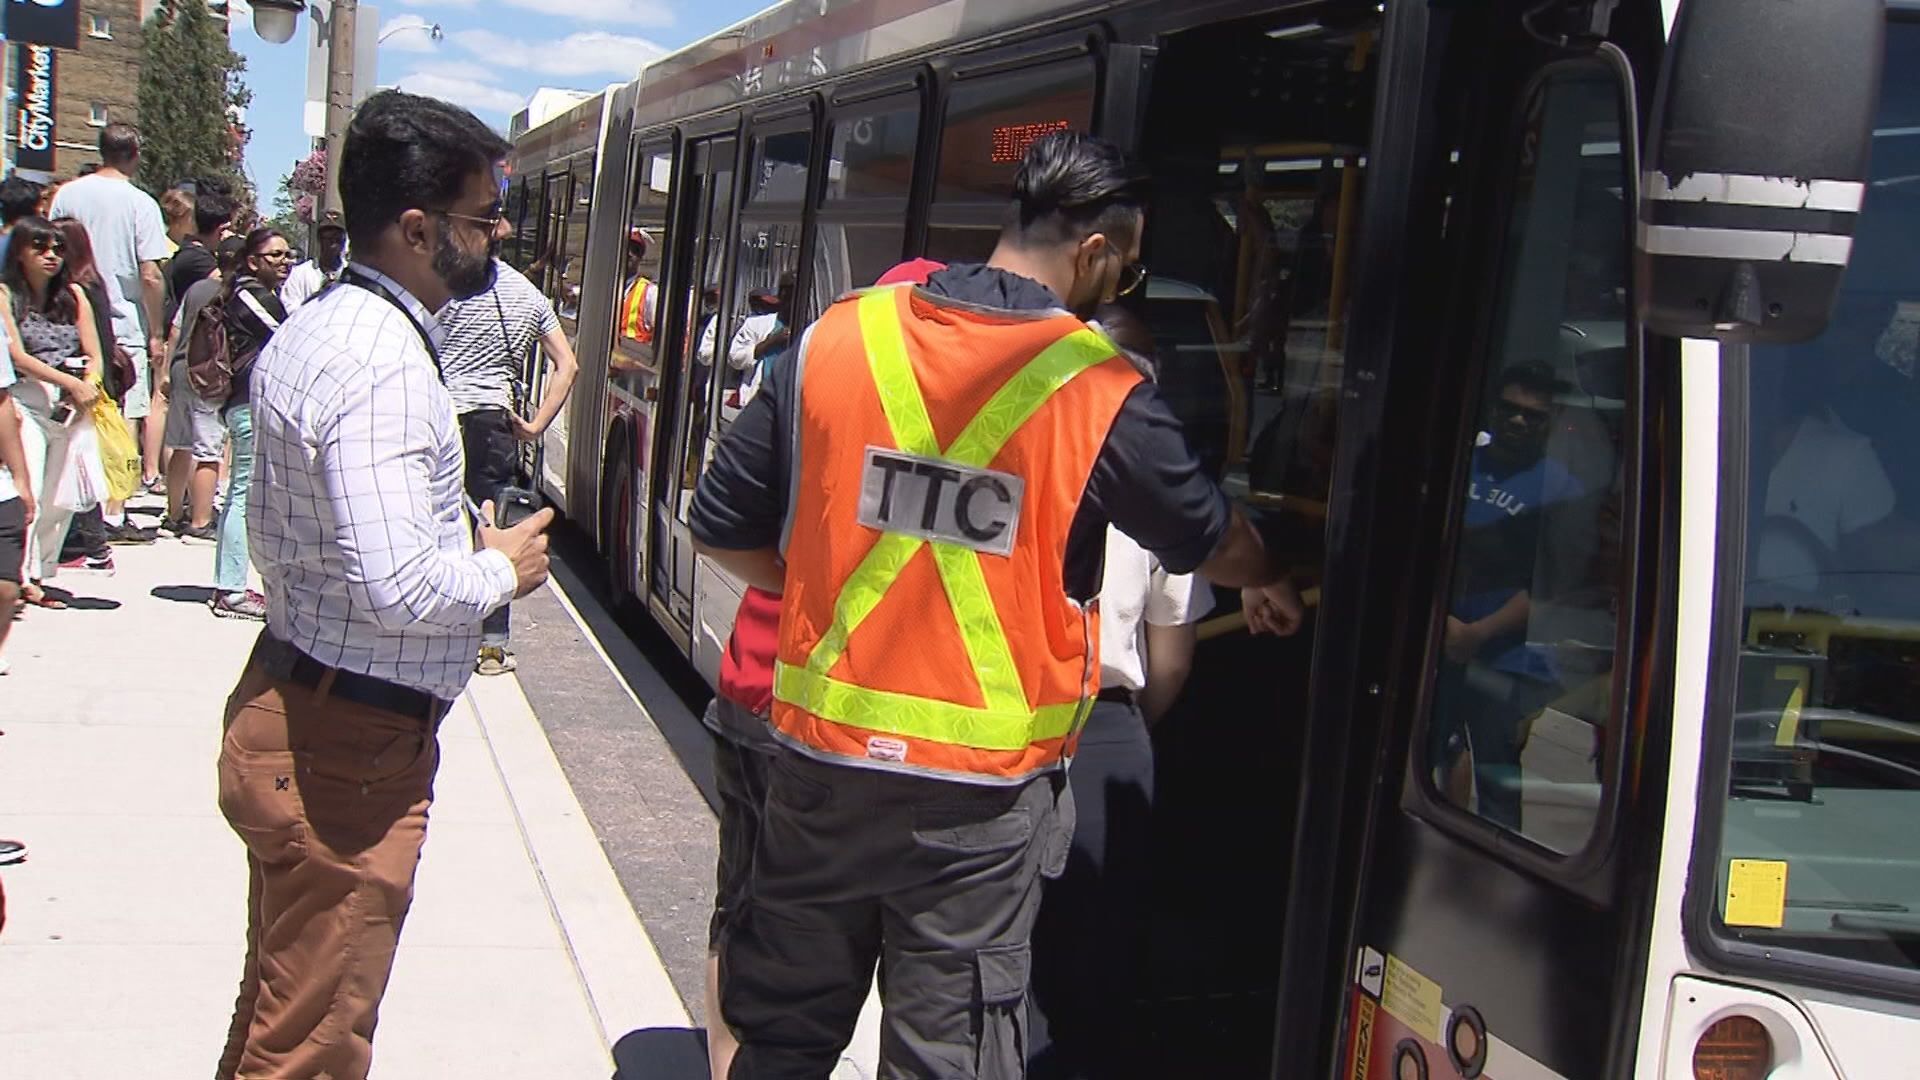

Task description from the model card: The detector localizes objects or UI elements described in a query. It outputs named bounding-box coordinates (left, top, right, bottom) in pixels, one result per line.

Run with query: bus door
left=525, top=157, right=593, bottom=494
left=1262, top=3, right=1668, bottom=1076
left=647, top=134, right=738, bottom=639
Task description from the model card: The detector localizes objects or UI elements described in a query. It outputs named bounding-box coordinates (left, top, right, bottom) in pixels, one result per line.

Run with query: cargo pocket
left=1039, top=777, right=1075, bottom=880
left=973, top=943, right=1031, bottom=1078
left=913, top=804, right=1032, bottom=855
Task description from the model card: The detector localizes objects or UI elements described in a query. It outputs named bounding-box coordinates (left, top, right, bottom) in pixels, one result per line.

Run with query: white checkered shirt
left=248, top=262, right=518, bottom=700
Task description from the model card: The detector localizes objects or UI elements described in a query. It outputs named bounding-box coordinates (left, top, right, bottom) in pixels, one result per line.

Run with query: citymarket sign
left=13, top=44, right=56, bottom=172
left=8, top=0, right=82, bottom=50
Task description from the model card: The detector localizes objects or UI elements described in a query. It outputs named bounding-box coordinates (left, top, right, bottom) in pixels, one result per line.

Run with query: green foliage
left=136, top=0, right=252, bottom=203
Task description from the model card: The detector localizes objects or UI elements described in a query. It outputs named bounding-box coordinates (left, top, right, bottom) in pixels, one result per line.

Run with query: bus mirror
left=1637, top=0, right=1883, bottom=344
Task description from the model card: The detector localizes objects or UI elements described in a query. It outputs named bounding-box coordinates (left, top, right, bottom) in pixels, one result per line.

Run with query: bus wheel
left=601, top=437, right=635, bottom=612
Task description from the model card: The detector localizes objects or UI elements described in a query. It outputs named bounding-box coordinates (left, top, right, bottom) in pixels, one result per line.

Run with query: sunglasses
left=257, top=250, right=294, bottom=262
left=28, top=238, right=65, bottom=255
left=436, top=204, right=506, bottom=232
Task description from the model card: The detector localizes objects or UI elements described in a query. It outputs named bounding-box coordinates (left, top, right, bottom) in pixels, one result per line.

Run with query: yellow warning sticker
left=1726, top=859, right=1789, bottom=929
left=1381, top=955, right=1445, bottom=1045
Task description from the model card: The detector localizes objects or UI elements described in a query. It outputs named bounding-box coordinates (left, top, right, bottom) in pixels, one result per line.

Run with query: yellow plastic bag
left=91, top=390, right=143, bottom=504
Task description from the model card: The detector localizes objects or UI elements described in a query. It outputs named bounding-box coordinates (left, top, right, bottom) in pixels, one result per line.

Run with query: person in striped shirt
left=435, top=249, right=578, bottom=674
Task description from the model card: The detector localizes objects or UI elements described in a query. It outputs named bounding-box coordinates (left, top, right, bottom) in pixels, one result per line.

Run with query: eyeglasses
left=436, top=205, right=505, bottom=232
left=1115, top=262, right=1149, bottom=299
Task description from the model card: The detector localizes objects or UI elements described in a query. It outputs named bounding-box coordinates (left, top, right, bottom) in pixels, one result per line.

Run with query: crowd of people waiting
left=0, top=122, right=348, bottom=681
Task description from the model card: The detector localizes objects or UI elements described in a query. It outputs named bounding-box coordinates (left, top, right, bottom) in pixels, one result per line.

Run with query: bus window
left=725, top=123, right=813, bottom=427
left=927, top=57, right=1097, bottom=263
left=559, top=159, right=593, bottom=333
left=1714, top=17, right=1920, bottom=980
left=614, top=143, right=674, bottom=375
left=1420, top=63, right=1633, bottom=855
left=503, top=178, right=530, bottom=271
left=816, top=92, right=920, bottom=309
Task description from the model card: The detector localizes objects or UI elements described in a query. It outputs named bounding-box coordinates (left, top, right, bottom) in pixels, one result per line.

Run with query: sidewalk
left=0, top=521, right=688, bottom=1077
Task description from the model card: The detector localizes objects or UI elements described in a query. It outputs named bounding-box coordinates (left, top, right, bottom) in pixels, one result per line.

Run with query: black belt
left=251, top=633, right=453, bottom=724
left=1096, top=687, right=1136, bottom=706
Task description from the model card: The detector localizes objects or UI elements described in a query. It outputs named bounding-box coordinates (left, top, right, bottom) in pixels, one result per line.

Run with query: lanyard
left=340, top=267, right=441, bottom=371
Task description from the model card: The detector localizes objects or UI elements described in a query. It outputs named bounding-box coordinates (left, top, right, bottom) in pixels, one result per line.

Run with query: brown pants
left=215, top=661, right=441, bottom=1080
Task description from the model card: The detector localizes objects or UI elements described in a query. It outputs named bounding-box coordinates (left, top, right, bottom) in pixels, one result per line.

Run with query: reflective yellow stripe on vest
left=776, top=286, right=1117, bottom=751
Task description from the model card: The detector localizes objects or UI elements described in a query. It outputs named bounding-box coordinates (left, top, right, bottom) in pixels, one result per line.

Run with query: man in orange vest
left=691, top=133, right=1300, bottom=1077
left=620, top=226, right=656, bottom=344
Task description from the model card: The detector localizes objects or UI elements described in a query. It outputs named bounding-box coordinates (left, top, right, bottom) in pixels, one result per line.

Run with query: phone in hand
left=494, top=486, right=540, bottom=530
left=49, top=402, right=75, bottom=424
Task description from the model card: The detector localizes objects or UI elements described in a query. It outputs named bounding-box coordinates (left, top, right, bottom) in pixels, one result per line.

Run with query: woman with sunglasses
left=205, top=227, right=289, bottom=621
left=49, top=216, right=139, bottom=571
left=0, top=216, right=106, bottom=604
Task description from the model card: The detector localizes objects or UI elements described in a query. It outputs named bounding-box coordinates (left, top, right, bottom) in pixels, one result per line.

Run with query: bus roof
left=629, top=0, right=1105, bottom=128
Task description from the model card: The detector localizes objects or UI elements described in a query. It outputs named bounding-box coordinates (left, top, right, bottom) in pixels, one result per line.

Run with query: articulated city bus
left=506, top=0, right=1914, bottom=1075
left=502, top=85, right=621, bottom=510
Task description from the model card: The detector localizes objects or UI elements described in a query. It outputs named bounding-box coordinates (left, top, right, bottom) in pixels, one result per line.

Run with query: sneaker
left=180, top=522, right=219, bottom=545
left=0, top=839, right=24, bottom=865
left=475, top=646, right=517, bottom=676
left=58, top=552, right=115, bottom=573
left=210, top=590, right=267, bottom=621
left=106, top=521, right=159, bottom=545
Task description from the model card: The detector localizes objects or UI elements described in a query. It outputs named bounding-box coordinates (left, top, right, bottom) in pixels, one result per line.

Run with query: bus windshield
left=1716, top=16, right=1920, bottom=976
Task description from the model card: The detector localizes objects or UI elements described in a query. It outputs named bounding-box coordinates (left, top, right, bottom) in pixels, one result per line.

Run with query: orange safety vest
left=773, top=284, right=1142, bottom=784
left=621, top=277, right=654, bottom=343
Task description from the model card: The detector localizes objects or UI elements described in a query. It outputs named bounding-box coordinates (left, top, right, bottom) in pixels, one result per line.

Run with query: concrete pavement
left=0, top=517, right=689, bottom=1077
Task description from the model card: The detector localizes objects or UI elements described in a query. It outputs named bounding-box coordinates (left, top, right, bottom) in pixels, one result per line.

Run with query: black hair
left=3, top=216, right=78, bottom=323
left=215, top=234, right=247, bottom=278
left=98, top=122, right=142, bottom=168
left=340, top=90, right=510, bottom=251
left=228, top=227, right=285, bottom=299
left=76, top=163, right=100, bottom=177
left=193, top=190, right=236, bottom=236
left=1004, top=132, right=1148, bottom=249
left=1496, top=361, right=1567, bottom=401
left=0, top=177, right=42, bottom=226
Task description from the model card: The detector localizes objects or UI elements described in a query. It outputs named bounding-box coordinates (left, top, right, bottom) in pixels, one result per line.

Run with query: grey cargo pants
left=720, top=748, right=1072, bottom=1079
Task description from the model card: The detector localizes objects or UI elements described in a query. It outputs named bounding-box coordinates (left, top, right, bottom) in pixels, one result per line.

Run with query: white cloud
left=393, top=70, right=526, bottom=117
left=403, top=0, right=670, bottom=22
left=498, top=0, right=674, bottom=28
left=452, top=29, right=667, bottom=78
left=378, top=15, right=444, bottom=54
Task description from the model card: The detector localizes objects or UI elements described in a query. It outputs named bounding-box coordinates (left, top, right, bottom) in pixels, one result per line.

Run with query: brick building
left=5, top=0, right=164, bottom=179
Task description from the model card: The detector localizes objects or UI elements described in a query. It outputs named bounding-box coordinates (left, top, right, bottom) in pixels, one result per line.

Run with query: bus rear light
left=1692, top=1015, right=1773, bottom=1080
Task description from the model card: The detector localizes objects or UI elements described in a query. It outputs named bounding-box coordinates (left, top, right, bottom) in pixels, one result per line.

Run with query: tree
left=265, top=149, right=326, bottom=248
left=137, top=0, right=252, bottom=201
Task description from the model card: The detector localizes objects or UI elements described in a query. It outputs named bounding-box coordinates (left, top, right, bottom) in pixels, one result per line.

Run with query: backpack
left=186, top=288, right=279, bottom=403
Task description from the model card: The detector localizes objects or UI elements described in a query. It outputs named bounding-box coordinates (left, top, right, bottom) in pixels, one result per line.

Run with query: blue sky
left=228, top=0, right=771, bottom=204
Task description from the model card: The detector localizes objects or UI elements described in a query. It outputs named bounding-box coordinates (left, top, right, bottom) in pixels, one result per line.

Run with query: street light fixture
left=379, top=21, right=444, bottom=45
left=247, top=0, right=305, bottom=44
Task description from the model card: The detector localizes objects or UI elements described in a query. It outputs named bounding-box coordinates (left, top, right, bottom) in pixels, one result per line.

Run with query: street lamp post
left=250, top=1, right=441, bottom=220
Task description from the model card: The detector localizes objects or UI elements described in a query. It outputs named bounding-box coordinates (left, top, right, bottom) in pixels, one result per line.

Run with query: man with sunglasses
left=215, top=91, right=554, bottom=1080
left=435, top=184, right=580, bottom=676
left=692, top=132, right=1297, bottom=1077
left=1432, top=361, right=1586, bottom=830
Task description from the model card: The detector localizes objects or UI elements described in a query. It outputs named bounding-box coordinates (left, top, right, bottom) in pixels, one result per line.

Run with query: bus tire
left=601, top=431, right=635, bottom=612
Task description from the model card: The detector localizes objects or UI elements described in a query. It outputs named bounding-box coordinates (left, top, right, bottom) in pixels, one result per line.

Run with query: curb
left=463, top=638, right=693, bottom=1053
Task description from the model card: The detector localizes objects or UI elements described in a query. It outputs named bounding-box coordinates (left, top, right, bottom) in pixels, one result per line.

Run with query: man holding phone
left=216, top=92, right=554, bottom=1080
left=435, top=186, right=579, bottom=676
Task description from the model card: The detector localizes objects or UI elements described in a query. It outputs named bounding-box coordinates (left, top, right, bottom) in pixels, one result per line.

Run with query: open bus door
left=646, top=133, right=739, bottom=643
left=1264, top=1, right=1885, bottom=1078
